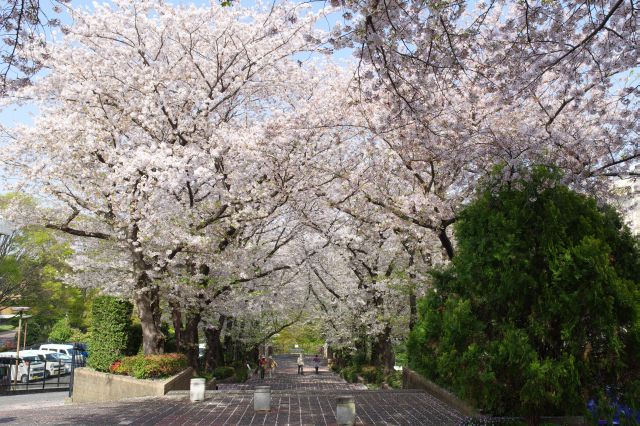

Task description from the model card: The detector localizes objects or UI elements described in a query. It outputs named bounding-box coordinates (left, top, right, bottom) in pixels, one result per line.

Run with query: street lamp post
left=23, top=319, right=28, bottom=350
left=11, top=307, right=30, bottom=386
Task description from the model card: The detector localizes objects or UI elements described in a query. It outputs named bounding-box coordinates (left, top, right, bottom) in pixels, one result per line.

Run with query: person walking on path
left=267, top=356, right=277, bottom=378
left=313, top=354, right=320, bottom=374
left=259, top=355, right=268, bottom=379
left=297, top=354, right=304, bottom=375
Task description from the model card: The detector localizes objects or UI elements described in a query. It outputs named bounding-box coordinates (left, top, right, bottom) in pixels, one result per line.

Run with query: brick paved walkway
left=0, top=355, right=468, bottom=425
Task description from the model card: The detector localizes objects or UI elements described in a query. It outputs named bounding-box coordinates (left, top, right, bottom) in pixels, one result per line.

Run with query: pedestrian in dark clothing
left=313, top=354, right=320, bottom=374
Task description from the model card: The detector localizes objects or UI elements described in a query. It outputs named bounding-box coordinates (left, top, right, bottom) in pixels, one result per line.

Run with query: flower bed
left=110, top=353, right=187, bottom=379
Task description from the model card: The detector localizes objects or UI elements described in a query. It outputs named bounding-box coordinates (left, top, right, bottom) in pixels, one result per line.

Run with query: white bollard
left=254, top=386, right=271, bottom=412
left=336, top=396, right=356, bottom=426
left=190, top=378, right=206, bottom=402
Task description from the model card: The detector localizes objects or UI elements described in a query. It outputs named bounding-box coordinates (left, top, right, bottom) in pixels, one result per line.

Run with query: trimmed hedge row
left=110, top=353, right=187, bottom=379
left=88, top=296, right=132, bottom=372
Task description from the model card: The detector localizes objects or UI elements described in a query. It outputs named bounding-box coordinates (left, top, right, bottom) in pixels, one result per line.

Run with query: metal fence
left=0, top=354, right=86, bottom=395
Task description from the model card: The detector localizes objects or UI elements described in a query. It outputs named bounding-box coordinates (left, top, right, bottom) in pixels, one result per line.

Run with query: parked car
left=39, top=344, right=85, bottom=364
left=47, top=352, right=73, bottom=374
left=0, top=352, right=46, bottom=383
left=19, top=350, right=67, bottom=377
left=69, top=342, right=89, bottom=358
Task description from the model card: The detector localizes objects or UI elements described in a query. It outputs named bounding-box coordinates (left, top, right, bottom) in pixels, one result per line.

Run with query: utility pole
left=11, top=307, right=30, bottom=386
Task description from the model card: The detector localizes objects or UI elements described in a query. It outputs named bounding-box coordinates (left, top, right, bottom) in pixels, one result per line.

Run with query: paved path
left=0, top=391, right=67, bottom=411
left=0, top=355, right=468, bottom=425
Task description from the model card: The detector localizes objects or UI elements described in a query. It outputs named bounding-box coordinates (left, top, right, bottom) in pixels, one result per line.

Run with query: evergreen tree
left=408, top=167, right=640, bottom=422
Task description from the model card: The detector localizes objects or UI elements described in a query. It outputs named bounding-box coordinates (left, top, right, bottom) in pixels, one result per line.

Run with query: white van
left=0, top=352, right=46, bottom=383
left=39, top=344, right=84, bottom=363
left=19, top=350, right=67, bottom=377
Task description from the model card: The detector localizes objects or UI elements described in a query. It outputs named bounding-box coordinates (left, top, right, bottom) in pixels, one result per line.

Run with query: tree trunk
left=248, top=345, right=259, bottom=365
left=438, top=228, right=455, bottom=260
left=134, top=283, right=165, bottom=355
left=371, top=326, right=395, bottom=375
left=204, top=315, right=225, bottom=372
left=409, top=291, right=417, bottom=332
left=170, top=302, right=201, bottom=370
left=170, top=302, right=184, bottom=353
left=222, top=334, right=238, bottom=364
left=183, top=312, right=201, bottom=370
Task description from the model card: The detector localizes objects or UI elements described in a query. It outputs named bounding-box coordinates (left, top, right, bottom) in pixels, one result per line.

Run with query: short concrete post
left=190, top=378, right=206, bottom=402
left=336, top=396, right=356, bottom=425
left=254, top=386, right=271, bottom=412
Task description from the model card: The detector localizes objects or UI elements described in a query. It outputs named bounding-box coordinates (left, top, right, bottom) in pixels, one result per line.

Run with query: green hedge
left=213, top=366, right=235, bottom=380
left=341, top=366, right=359, bottom=383
left=110, top=353, right=187, bottom=379
left=88, top=296, right=132, bottom=372
left=360, top=365, right=382, bottom=384
left=234, top=366, right=249, bottom=382
left=385, top=371, right=402, bottom=389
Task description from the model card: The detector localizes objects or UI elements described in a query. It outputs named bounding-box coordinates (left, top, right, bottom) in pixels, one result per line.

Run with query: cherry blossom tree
left=0, top=0, right=69, bottom=95
left=1, top=0, right=637, bottom=362
left=2, top=0, right=329, bottom=354
left=321, top=0, right=636, bottom=260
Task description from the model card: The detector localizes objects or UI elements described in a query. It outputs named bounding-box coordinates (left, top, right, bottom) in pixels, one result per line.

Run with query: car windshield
left=45, top=353, right=60, bottom=361
left=22, top=356, right=40, bottom=363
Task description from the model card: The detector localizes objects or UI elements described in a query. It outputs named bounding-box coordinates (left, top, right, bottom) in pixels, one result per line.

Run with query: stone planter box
left=71, top=367, right=194, bottom=403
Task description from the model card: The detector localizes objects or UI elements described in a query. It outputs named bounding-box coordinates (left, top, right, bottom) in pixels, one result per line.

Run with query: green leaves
left=87, top=296, right=133, bottom=372
left=111, top=353, right=187, bottom=379
left=407, top=166, right=640, bottom=418
left=48, top=317, right=81, bottom=343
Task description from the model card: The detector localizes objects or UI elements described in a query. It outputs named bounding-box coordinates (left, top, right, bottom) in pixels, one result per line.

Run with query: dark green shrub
left=48, top=317, right=76, bottom=343
left=360, top=365, right=382, bottom=384
left=88, top=296, right=132, bottom=372
left=341, top=366, right=359, bottom=383
left=161, top=322, right=176, bottom=353
left=352, top=352, right=367, bottom=369
left=234, top=365, right=249, bottom=382
left=126, top=323, right=143, bottom=355
left=213, top=366, right=235, bottom=379
left=24, top=318, right=44, bottom=346
left=385, top=371, right=402, bottom=389
left=110, top=353, right=187, bottom=379
left=407, top=166, right=640, bottom=421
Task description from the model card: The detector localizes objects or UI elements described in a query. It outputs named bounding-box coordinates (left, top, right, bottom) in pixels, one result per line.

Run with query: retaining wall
left=71, top=367, right=194, bottom=403
left=402, top=367, right=479, bottom=417
left=402, top=368, right=587, bottom=424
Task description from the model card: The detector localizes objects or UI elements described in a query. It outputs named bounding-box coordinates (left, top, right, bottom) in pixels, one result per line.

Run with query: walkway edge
left=402, top=367, right=480, bottom=417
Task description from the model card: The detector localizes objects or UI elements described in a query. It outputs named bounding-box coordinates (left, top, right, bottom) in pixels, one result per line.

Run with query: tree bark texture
left=371, top=325, right=395, bottom=375
left=171, top=303, right=201, bottom=369
left=204, top=315, right=226, bottom=372
left=134, top=282, right=165, bottom=355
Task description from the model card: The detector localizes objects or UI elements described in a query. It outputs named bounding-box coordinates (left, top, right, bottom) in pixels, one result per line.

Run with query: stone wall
left=71, top=367, right=194, bottom=403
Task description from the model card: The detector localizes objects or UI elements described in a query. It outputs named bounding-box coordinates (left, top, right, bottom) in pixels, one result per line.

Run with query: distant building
left=613, top=175, right=640, bottom=235
left=0, top=221, right=13, bottom=235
